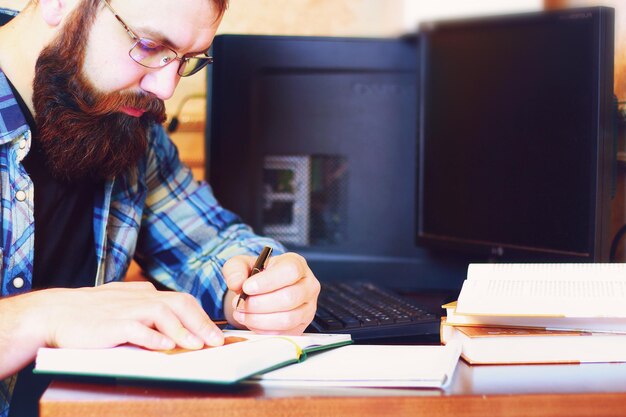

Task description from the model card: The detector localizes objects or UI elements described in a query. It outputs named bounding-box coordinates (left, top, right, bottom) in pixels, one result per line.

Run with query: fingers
left=43, top=283, right=224, bottom=351
left=158, top=292, right=224, bottom=347
left=118, top=320, right=177, bottom=351
left=233, top=302, right=316, bottom=334
left=234, top=276, right=318, bottom=314
left=222, top=255, right=253, bottom=292
left=136, top=300, right=205, bottom=350
left=224, top=253, right=308, bottom=298
left=241, top=253, right=307, bottom=296
left=124, top=291, right=224, bottom=349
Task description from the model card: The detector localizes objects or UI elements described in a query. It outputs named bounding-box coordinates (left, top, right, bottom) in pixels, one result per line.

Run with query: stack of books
left=441, top=263, right=626, bottom=365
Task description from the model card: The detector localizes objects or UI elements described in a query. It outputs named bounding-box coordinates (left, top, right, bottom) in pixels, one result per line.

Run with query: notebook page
left=254, top=343, right=461, bottom=388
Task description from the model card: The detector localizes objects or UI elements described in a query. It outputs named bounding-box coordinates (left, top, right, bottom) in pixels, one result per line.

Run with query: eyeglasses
left=101, top=0, right=213, bottom=77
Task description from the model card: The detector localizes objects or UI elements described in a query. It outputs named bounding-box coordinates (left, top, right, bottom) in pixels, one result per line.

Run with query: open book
left=34, top=330, right=352, bottom=384
left=446, top=263, right=626, bottom=332
left=251, top=343, right=461, bottom=388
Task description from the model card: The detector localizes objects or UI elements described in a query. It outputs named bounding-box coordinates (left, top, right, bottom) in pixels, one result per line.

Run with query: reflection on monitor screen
left=207, top=35, right=469, bottom=290
left=262, top=155, right=348, bottom=247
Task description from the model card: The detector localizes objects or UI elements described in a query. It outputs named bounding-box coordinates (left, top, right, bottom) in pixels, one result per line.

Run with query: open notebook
left=35, top=330, right=352, bottom=384
left=251, top=343, right=461, bottom=388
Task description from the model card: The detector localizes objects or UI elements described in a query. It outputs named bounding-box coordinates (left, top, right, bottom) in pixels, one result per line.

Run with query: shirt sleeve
left=134, top=125, right=284, bottom=319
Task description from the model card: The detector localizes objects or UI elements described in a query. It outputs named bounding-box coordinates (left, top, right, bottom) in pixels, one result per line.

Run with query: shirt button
left=15, top=190, right=26, bottom=202
left=13, top=277, right=24, bottom=289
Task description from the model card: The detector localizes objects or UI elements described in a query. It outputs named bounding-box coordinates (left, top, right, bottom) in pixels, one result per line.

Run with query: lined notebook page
left=457, top=263, right=626, bottom=317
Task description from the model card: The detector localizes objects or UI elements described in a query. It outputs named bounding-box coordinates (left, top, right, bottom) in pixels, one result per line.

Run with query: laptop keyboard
left=309, top=282, right=440, bottom=341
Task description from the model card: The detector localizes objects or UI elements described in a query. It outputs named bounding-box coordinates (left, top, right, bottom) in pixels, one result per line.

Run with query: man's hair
left=27, top=0, right=229, bottom=17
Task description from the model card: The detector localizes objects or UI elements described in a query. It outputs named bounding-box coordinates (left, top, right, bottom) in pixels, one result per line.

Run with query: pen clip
left=252, top=246, right=273, bottom=273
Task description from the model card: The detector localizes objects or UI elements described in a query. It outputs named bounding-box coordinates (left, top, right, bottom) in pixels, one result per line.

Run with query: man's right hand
left=0, top=281, right=224, bottom=379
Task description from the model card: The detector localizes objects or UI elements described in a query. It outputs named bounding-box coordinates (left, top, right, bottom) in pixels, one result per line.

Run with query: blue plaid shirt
left=0, top=69, right=282, bottom=416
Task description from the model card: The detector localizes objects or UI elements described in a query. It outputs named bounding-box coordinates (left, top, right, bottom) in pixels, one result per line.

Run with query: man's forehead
left=109, top=0, right=221, bottom=53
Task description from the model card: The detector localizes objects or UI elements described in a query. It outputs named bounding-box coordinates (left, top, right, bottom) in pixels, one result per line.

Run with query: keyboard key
left=310, top=282, right=440, bottom=341
left=339, top=316, right=361, bottom=328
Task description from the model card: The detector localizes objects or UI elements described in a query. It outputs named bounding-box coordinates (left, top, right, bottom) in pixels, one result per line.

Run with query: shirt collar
left=0, top=69, right=30, bottom=145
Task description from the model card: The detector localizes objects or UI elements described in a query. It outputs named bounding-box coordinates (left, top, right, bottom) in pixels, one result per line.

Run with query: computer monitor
left=207, top=35, right=468, bottom=290
left=417, top=7, right=615, bottom=262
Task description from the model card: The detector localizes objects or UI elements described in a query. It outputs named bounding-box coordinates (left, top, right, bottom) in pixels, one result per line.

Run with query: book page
left=253, top=344, right=461, bottom=388
left=467, top=263, right=626, bottom=281
left=456, top=276, right=626, bottom=317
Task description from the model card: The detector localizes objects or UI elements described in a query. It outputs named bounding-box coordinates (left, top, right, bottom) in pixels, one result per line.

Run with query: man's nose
left=139, top=62, right=181, bottom=100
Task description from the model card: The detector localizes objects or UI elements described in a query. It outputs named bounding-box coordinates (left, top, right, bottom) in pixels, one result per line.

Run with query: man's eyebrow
left=133, top=26, right=210, bottom=56
left=133, top=25, right=182, bottom=50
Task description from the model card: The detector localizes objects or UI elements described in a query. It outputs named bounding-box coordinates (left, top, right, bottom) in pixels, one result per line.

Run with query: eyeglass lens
left=179, top=57, right=212, bottom=77
left=130, top=39, right=176, bottom=67
left=130, top=39, right=212, bottom=77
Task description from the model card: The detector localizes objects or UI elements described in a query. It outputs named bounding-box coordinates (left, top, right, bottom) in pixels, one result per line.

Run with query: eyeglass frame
left=101, top=0, right=214, bottom=77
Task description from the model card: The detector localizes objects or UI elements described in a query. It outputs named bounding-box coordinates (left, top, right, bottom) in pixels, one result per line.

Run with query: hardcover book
left=441, top=319, right=626, bottom=364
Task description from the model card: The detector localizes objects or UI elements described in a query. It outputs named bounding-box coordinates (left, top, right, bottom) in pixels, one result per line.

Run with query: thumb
left=222, top=255, right=253, bottom=291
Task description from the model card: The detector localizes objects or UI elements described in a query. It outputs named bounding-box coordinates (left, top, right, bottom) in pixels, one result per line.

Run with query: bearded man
left=0, top=1, right=321, bottom=415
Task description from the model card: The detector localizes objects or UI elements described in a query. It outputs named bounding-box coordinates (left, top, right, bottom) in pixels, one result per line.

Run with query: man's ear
left=38, top=0, right=75, bottom=27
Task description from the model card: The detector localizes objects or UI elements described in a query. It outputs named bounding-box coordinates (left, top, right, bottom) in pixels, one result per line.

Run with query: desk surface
left=40, top=360, right=626, bottom=417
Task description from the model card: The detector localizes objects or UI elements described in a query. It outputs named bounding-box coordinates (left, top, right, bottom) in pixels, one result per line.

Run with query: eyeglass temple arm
left=101, top=0, right=140, bottom=41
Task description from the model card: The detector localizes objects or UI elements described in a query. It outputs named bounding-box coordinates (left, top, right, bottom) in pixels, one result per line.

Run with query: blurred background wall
left=1, top=0, right=625, bottom=269
left=0, top=0, right=551, bottom=155
left=5, top=0, right=623, bottom=137
left=169, top=0, right=545, bottom=140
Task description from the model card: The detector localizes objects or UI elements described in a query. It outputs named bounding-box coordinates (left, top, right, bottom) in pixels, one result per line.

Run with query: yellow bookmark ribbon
left=273, top=337, right=305, bottom=361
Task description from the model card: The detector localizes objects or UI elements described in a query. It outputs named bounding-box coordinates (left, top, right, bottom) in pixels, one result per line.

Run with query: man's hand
left=222, top=252, right=321, bottom=335
left=0, top=282, right=224, bottom=379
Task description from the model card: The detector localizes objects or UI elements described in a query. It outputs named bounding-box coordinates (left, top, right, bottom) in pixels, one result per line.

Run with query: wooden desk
left=40, top=361, right=626, bottom=417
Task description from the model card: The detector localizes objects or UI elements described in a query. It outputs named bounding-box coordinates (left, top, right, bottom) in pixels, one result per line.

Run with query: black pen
left=236, top=246, right=273, bottom=309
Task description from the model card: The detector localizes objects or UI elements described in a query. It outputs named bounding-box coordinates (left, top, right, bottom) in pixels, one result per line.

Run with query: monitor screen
left=417, top=7, right=615, bottom=261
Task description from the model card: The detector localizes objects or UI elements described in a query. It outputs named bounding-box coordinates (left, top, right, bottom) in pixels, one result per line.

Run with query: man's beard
left=32, top=1, right=166, bottom=182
